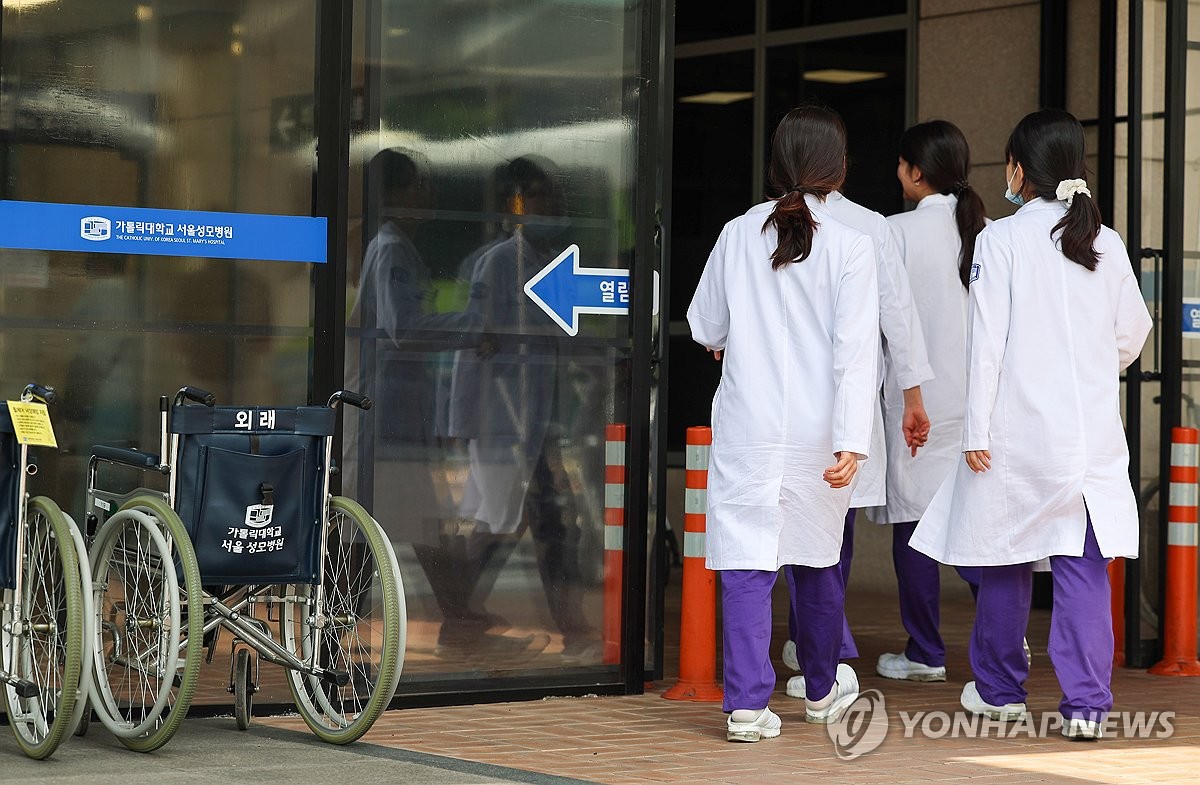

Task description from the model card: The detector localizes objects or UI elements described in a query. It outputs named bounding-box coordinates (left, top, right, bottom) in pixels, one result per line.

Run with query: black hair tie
left=952, top=180, right=970, bottom=197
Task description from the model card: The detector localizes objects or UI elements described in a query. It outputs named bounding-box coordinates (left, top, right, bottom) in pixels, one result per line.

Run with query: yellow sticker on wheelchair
left=7, top=400, right=57, bottom=448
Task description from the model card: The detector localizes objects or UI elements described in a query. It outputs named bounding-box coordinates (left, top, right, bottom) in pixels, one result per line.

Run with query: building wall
left=918, top=0, right=1042, bottom=221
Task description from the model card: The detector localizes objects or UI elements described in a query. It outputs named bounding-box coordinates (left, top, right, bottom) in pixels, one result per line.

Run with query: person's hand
left=706, top=347, right=723, bottom=361
left=964, top=450, right=991, bottom=473
left=902, top=387, right=931, bottom=457
left=823, top=451, right=858, bottom=489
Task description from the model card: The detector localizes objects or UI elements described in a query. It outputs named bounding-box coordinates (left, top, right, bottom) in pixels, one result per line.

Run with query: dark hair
left=899, top=120, right=987, bottom=288
left=500, top=155, right=555, bottom=201
left=1004, top=109, right=1101, bottom=271
left=370, top=148, right=420, bottom=199
left=762, top=106, right=847, bottom=270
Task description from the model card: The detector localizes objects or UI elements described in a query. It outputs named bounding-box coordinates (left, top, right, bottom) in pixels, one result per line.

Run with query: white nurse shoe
left=1063, top=717, right=1103, bottom=741
left=876, top=651, right=947, bottom=682
left=781, top=639, right=801, bottom=672
left=960, top=681, right=1027, bottom=721
left=805, top=663, right=859, bottom=724
left=726, top=707, right=782, bottom=742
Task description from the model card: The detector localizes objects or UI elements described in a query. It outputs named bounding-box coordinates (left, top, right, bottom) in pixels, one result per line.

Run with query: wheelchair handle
left=22, top=383, right=56, bottom=405
left=328, top=390, right=372, bottom=410
left=176, top=386, right=216, bottom=407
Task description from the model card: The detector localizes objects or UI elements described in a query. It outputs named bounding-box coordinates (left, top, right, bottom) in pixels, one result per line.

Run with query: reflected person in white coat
left=689, top=107, right=879, bottom=741
left=873, top=121, right=988, bottom=682
left=911, top=110, right=1152, bottom=741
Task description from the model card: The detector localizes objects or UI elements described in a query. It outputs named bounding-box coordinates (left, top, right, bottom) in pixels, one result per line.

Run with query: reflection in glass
left=348, top=0, right=642, bottom=679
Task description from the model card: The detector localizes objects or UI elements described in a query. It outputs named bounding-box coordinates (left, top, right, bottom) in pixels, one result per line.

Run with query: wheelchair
left=0, top=384, right=93, bottom=759
left=84, top=386, right=405, bottom=751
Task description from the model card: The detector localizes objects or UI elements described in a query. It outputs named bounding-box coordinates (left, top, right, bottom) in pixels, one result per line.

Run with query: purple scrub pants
left=787, top=510, right=858, bottom=659
left=892, top=520, right=981, bottom=667
left=722, top=563, right=843, bottom=712
left=971, top=518, right=1113, bottom=721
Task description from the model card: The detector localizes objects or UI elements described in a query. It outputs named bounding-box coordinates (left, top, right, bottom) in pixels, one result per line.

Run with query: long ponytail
left=954, top=185, right=988, bottom=287
left=763, top=106, right=848, bottom=270
left=897, top=120, right=987, bottom=288
left=1052, top=192, right=1102, bottom=270
left=1005, top=110, right=1101, bottom=271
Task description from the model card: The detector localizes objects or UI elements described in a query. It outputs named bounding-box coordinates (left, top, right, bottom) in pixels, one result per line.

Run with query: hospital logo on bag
left=245, top=503, right=274, bottom=529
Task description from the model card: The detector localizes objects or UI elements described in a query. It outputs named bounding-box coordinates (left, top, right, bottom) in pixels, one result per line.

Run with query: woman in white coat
left=911, top=110, right=1152, bottom=740
left=780, top=186, right=933, bottom=675
left=873, top=121, right=987, bottom=682
left=688, top=106, right=879, bottom=741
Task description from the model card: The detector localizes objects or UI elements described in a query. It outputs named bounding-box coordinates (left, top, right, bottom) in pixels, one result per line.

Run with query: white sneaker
left=726, top=707, right=782, bottom=742
left=804, top=663, right=859, bottom=724
left=781, top=639, right=801, bottom=672
left=876, top=652, right=947, bottom=682
left=1063, top=717, right=1103, bottom=741
left=960, top=681, right=1027, bottom=721
left=785, top=674, right=806, bottom=698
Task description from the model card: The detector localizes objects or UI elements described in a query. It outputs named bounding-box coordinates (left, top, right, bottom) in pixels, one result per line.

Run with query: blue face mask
left=1004, top=166, right=1025, bottom=207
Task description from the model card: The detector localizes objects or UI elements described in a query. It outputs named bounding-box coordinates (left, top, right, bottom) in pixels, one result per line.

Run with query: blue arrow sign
left=524, top=245, right=657, bottom=336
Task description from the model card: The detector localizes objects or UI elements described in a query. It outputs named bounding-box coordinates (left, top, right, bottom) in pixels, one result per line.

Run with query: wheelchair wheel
left=233, top=648, right=254, bottom=731
left=280, top=496, right=404, bottom=744
left=88, top=495, right=203, bottom=752
left=1, top=496, right=84, bottom=759
left=62, top=511, right=95, bottom=738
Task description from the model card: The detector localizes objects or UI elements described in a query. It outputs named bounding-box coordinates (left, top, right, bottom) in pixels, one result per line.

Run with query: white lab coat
left=688, top=197, right=880, bottom=570
left=911, top=198, right=1152, bottom=565
left=825, top=192, right=933, bottom=509
left=873, top=194, right=969, bottom=523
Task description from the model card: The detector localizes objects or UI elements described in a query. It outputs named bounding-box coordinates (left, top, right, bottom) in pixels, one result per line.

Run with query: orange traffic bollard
left=602, top=423, right=626, bottom=665
left=663, top=426, right=724, bottom=702
left=1109, top=558, right=1125, bottom=667
left=1150, top=427, right=1200, bottom=676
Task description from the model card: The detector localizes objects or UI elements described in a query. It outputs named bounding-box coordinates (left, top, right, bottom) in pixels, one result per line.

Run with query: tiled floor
left=258, top=585, right=1200, bottom=785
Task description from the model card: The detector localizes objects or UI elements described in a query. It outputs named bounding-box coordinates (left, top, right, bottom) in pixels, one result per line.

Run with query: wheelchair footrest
left=320, top=670, right=351, bottom=687
left=7, top=678, right=40, bottom=699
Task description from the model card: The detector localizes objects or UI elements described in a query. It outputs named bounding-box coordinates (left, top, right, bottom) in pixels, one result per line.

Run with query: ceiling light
left=387, top=27, right=410, bottom=37
left=678, top=91, right=754, bottom=106
left=135, top=4, right=153, bottom=21
left=803, top=69, right=887, bottom=85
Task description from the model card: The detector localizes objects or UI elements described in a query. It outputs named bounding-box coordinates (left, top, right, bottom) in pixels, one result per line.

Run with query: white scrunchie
left=1056, top=178, right=1091, bottom=207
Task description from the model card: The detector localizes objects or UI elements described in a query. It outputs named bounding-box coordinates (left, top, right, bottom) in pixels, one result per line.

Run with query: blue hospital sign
left=0, top=200, right=326, bottom=263
left=1183, top=301, right=1200, bottom=339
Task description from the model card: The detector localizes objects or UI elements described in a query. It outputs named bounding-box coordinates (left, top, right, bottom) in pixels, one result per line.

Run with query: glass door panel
left=345, top=0, right=649, bottom=687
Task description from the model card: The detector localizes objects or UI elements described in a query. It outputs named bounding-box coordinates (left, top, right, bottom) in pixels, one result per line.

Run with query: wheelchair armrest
left=92, top=444, right=162, bottom=470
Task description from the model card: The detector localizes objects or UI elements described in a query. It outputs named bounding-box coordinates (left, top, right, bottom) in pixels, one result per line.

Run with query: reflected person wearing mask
left=449, top=156, right=596, bottom=663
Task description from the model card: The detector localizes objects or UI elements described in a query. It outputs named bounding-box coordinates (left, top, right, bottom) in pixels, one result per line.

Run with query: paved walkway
left=255, top=588, right=1200, bottom=785
left=6, top=588, right=1199, bottom=784
left=0, top=718, right=593, bottom=785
